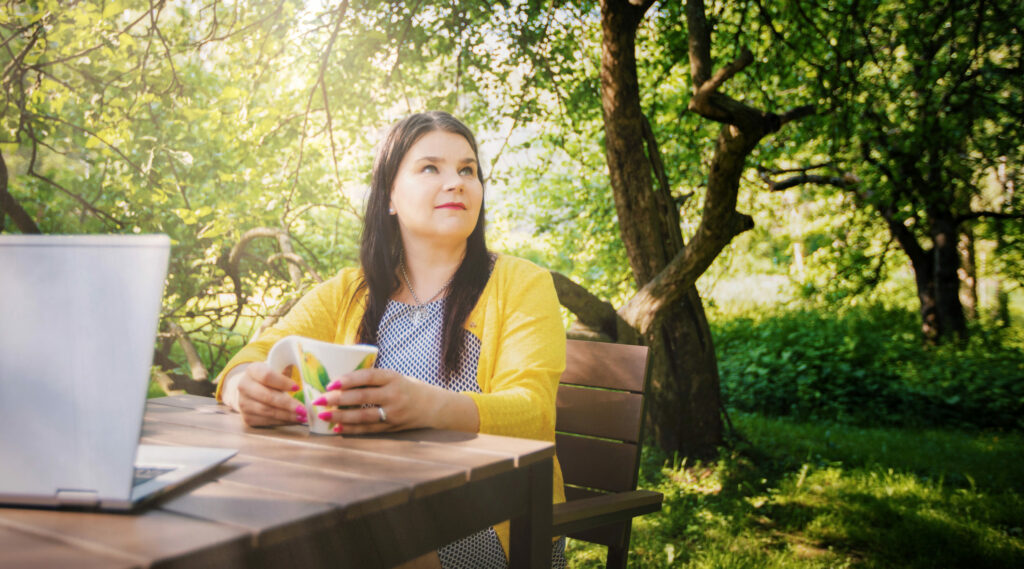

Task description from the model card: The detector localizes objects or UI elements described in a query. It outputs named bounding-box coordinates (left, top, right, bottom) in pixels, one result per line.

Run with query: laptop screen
left=0, top=234, right=170, bottom=504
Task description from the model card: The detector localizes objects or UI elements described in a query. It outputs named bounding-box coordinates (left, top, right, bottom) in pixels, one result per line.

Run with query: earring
left=388, top=207, right=396, bottom=215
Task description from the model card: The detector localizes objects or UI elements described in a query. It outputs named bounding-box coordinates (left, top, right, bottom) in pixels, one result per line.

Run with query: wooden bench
left=552, top=339, right=663, bottom=569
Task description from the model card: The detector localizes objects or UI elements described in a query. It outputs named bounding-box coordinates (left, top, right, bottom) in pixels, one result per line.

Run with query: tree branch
left=641, top=113, right=671, bottom=200
left=267, top=252, right=323, bottom=283
left=760, top=171, right=859, bottom=192
left=618, top=206, right=754, bottom=334
left=26, top=142, right=126, bottom=228
left=167, top=321, right=210, bottom=382
left=778, top=104, right=816, bottom=126
left=700, top=47, right=754, bottom=95
left=0, top=149, right=40, bottom=233
left=550, top=271, right=639, bottom=345
left=686, top=0, right=714, bottom=88
left=956, top=210, right=1024, bottom=223
left=287, top=0, right=349, bottom=216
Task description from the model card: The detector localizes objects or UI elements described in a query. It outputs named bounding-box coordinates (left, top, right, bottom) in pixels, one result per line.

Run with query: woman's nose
left=443, top=171, right=464, bottom=192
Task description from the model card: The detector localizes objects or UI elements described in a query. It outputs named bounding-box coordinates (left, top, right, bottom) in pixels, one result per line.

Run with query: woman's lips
left=436, top=203, right=467, bottom=210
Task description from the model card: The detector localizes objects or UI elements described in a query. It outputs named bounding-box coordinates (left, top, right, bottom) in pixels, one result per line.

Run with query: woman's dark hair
left=358, top=111, right=491, bottom=380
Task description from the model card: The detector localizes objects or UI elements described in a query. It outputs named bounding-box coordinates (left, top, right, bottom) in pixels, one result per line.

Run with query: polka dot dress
left=376, top=298, right=567, bottom=569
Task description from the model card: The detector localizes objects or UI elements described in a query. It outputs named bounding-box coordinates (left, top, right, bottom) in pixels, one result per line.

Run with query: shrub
left=712, top=304, right=1024, bottom=431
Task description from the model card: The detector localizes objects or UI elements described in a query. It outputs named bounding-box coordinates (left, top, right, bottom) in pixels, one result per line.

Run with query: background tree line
left=2, top=0, right=1021, bottom=458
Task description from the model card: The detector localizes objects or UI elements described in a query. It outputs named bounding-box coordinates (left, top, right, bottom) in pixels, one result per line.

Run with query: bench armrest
left=552, top=490, right=663, bottom=537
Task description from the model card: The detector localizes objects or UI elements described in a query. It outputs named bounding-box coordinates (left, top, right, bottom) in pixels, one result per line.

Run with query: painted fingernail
left=318, top=411, right=333, bottom=421
left=290, top=383, right=300, bottom=392
left=312, top=396, right=327, bottom=406
left=295, top=410, right=306, bottom=422
left=295, top=404, right=307, bottom=417
left=333, top=424, right=343, bottom=433
left=326, top=380, right=342, bottom=391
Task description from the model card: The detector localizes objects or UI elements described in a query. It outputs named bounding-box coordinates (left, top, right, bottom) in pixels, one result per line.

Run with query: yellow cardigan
left=215, top=254, right=566, bottom=556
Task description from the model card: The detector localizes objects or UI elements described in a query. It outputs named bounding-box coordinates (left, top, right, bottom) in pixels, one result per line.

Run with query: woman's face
left=389, top=130, right=483, bottom=248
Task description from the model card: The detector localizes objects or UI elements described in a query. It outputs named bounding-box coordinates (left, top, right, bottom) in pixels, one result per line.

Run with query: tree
left=763, top=0, right=1024, bottom=342
left=503, top=0, right=817, bottom=456
left=595, top=0, right=816, bottom=455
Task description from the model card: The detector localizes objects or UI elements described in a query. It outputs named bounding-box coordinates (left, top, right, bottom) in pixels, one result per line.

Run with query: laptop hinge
left=56, top=489, right=100, bottom=507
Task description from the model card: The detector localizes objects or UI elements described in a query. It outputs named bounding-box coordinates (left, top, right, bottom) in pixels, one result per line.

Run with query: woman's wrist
left=220, top=364, right=249, bottom=412
left=427, top=386, right=480, bottom=433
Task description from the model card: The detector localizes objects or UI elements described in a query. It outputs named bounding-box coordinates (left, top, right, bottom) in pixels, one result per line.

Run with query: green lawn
left=567, top=413, right=1024, bottom=568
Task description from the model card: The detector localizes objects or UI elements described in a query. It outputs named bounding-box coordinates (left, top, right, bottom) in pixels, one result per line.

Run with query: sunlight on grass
left=567, top=414, right=1024, bottom=568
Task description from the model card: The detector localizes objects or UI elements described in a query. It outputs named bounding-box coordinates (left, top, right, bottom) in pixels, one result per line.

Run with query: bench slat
left=561, top=340, right=648, bottom=392
left=556, top=385, right=643, bottom=443
left=555, top=434, right=637, bottom=493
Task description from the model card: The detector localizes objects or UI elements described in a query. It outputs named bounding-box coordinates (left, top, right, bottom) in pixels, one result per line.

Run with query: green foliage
left=712, top=304, right=1024, bottom=430
left=1, top=0, right=565, bottom=382
left=567, top=415, right=1024, bottom=568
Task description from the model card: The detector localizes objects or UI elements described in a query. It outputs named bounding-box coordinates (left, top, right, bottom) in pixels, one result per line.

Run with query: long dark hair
left=358, top=111, right=491, bottom=380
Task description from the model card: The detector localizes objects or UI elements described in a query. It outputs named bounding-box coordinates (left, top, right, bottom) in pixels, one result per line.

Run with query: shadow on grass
left=571, top=416, right=1024, bottom=569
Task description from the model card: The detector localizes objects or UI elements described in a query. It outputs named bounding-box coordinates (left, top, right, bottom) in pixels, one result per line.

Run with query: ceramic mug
left=266, top=335, right=378, bottom=434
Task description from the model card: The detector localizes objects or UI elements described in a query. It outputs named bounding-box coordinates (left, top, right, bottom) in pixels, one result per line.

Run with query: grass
left=566, top=413, right=1024, bottom=568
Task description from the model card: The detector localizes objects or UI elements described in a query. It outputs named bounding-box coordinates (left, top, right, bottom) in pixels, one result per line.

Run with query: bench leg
left=604, top=544, right=629, bottom=569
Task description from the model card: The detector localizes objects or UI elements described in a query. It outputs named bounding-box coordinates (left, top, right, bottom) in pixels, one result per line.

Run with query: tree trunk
left=930, top=209, right=968, bottom=341
left=599, top=0, right=677, bottom=285
left=994, top=218, right=1011, bottom=327
left=914, top=259, right=940, bottom=343
left=646, top=288, right=722, bottom=457
left=958, top=227, right=978, bottom=321
left=599, top=0, right=724, bottom=457
left=878, top=203, right=968, bottom=344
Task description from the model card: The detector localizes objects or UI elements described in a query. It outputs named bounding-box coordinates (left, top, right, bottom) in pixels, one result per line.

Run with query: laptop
left=0, top=234, right=237, bottom=510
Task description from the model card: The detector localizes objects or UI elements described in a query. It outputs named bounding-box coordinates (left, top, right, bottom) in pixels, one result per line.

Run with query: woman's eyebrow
left=414, top=156, right=477, bottom=165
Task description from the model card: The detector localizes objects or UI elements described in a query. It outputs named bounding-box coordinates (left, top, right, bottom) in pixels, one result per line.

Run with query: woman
left=216, top=111, right=567, bottom=569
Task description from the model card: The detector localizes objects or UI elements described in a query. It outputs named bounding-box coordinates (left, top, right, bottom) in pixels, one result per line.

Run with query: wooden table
left=0, top=395, right=555, bottom=569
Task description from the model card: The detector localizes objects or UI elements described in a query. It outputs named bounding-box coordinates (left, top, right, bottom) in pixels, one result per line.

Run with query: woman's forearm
left=427, top=387, right=480, bottom=433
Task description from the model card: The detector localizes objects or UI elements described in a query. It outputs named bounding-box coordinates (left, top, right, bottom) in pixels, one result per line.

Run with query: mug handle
left=266, top=335, right=302, bottom=393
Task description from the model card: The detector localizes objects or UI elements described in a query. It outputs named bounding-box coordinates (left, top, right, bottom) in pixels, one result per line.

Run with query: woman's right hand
left=221, top=362, right=306, bottom=427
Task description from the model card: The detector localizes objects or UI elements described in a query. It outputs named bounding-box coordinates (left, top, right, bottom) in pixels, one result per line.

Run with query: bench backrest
left=556, top=339, right=650, bottom=501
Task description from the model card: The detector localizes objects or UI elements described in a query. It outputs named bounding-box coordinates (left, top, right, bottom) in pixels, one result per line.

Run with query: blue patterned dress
left=375, top=297, right=567, bottom=569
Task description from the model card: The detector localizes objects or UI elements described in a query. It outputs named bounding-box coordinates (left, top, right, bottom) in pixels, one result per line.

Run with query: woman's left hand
left=314, top=368, right=478, bottom=434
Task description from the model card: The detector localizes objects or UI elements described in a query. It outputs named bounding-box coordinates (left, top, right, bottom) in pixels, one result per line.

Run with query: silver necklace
left=399, top=259, right=455, bottom=325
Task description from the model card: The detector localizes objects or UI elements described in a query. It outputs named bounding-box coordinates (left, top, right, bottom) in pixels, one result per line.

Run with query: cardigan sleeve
left=465, top=262, right=566, bottom=441
left=213, top=272, right=353, bottom=401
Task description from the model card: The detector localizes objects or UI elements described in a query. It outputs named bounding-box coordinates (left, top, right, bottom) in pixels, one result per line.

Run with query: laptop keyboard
left=132, top=466, right=174, bottom=487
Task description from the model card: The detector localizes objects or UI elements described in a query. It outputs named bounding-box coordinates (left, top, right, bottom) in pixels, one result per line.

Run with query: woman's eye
left=459, top=167, right=475, bottom=176
left=421, top=164, right=438, bottom=173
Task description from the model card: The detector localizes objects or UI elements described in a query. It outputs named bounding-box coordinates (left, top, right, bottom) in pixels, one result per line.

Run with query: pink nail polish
left=290, top=383, right=300, bottom=392
left=312, top=396, right=327, bottom=406
left=326, top=380, right=342, bottom=391
left=318, top=411, right=333, bottom=421
left=333, top=424, right=343, bottom=433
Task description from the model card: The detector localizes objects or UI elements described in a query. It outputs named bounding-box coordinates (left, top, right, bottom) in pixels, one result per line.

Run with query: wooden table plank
left=142, top=410, right=466, bottom=499
left=0, top=508, right=249, bottom=569
left=144, top=401, right=516, bottom=482
left=152, top=396, right=552, bottom=466
left=0, top=525, right=137, bottom=569
left=148, top=399, right=524, bottom=480
left=376, top=429, right=555, bottom=466
left=156, top=480, right=338, bottom=548
left=175, top=455, right=409, bottom=519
